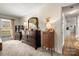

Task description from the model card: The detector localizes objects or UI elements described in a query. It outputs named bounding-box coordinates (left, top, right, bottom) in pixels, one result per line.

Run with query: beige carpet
left=0, top=40, right=51, bottom=56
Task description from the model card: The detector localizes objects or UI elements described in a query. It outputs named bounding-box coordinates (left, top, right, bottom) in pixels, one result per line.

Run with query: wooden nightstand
left=42, top=31, right=54, bottom=53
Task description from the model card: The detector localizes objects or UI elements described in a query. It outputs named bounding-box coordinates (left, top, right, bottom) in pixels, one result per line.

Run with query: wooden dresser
left=42, top=31, right=54, bottom=50
left=22, top=30, right=41, bottom=49
left=26, top=30, right=36, bottom=48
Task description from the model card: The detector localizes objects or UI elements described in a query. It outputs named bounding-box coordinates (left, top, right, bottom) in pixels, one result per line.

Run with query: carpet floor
left=0, top=40, right=51, bottom=56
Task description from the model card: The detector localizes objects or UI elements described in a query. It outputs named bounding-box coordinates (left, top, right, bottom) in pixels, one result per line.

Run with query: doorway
left=61, top=4, right=79, bottom=55
left=62, top=4, right=79, bottom=45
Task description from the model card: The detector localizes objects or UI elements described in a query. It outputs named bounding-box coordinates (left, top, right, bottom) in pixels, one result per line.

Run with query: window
left=0, top=19, right=12, bottom=38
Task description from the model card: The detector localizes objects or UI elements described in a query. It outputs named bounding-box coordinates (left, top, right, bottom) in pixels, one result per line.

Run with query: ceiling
left=62, top=3, right=79, bottom=17
left=0, top=3, right=73, bottom=19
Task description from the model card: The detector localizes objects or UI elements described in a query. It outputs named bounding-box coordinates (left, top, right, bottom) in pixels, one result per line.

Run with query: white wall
left=39, top=4, right=62, bottom=53
left=0, top=14, right=20, bottom=25
left=0, top=14, right=18, bottom=19
left=18, top=4, right=72, bottom=54
left=0, top=4, right=72, bottom=54
left=19, top=4, right=62, bottom=54
left=76, top=15, right=79, bottom=39
left=14, top=19, right=21, bottom=25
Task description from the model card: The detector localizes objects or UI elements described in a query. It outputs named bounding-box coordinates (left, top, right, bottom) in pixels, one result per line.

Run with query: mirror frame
left=28, top=17, right=39, bottom=30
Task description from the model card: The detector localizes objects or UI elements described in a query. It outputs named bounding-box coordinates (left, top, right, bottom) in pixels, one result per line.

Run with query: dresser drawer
left=42, top=31, right=54, bottom=49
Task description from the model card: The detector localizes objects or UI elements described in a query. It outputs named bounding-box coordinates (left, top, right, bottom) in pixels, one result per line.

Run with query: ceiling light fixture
left=68, top=9, right=78, bottom=14
left=65, top=9, right=79, bottom=15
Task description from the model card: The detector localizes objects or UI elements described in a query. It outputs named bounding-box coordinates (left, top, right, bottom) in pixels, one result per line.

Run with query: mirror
left=28, top=17, right=39, bottom=30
